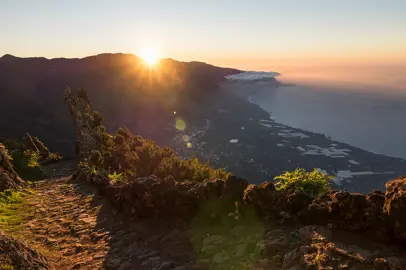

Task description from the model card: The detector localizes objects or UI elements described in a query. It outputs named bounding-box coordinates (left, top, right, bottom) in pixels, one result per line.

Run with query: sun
left=140, top=49, right=160, bottom=65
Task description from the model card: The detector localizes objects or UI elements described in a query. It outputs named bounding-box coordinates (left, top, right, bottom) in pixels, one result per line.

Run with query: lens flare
left=182, top=135, right=190, bottom=142
left=175, top=117, right=186, bottom=131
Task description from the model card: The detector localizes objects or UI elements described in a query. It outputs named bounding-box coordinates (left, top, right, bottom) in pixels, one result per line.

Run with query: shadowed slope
left=0, top=53, right=240, bottom=155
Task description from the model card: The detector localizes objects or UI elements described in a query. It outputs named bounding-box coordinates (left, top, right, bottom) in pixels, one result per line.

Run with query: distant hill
left=0, top=53, right=240, bottom=155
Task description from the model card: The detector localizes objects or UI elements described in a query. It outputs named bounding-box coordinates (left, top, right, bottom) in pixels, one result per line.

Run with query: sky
left=1, top=0, right=406, bottom=74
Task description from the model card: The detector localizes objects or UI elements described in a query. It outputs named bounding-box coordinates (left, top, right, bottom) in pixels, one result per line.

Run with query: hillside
left=0, top=54, right=240, bottom=155
left=0, top=88, right=405, bottom=269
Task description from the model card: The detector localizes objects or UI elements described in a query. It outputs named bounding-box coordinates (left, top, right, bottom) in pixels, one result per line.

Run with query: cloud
left=226, top=71, right=280, bottom=81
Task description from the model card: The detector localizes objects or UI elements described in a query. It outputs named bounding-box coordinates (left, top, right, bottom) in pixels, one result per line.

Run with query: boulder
left=287, top=192, right=313, bottom=213
left=367, top=190, right=385, bottom=208
left=384, top=177, right=406, bottom=242
left=297, top=189, right=391, bottom=241
left=106, top=175, right=198, bottom=219
left=298, top=203, right=330, bottom=226
left=329, top=191, right=369, bottom=230
left=364, top=190, right=391, bottom=242
left=243, top=183, right=288, bottom=217
left=189, top=179, right=224, bottom=200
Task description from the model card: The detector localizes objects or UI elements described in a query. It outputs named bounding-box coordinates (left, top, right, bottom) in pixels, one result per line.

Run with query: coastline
left=169, top=80, right=406, bottom=194
left=248, top=82, right=406, bottom=160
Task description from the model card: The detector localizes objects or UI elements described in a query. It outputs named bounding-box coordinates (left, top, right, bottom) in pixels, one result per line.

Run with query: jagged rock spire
left=64, top=87, right=102, bottom=161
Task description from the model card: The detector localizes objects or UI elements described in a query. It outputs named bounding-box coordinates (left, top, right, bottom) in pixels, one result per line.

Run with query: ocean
left=228, top=72, right=406, bottom=160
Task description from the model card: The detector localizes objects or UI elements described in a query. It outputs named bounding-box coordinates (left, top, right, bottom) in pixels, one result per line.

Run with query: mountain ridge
left=0, top=53, right=242, bottom=155
left=0, top=53, right=242, bottom=70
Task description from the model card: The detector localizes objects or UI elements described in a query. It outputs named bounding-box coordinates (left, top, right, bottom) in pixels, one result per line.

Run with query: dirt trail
left=7, top=164, right=198, bottom=270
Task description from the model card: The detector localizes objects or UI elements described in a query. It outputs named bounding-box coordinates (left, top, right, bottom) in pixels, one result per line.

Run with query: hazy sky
left=1, top=0, right=406, bottom=71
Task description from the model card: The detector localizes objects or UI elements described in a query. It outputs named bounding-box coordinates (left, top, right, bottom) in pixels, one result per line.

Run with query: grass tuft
left=0, top=189, right=27, bottom=233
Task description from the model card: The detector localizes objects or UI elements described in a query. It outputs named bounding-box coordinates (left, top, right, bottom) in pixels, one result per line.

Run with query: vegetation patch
left=273, top=168, right=332, bottom=197
left=82, top=126, right=230, bottom=184
left=0, top=189, right=26, bottom=233
left=10, top=150, right=45, bottom=181
left=1, top=135, right=61, bottom=181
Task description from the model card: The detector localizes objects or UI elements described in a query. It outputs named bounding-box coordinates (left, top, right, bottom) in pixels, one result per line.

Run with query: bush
left=108, top=172, right=125, bottom=184
left=10, top=150, right=45, bottom=181
left=0, top=189, right=25, bottom=229
left=273, top=168, right=331, bottom=197
left=1, top=135, right=61, bottom=180
left=83, top=127, right=230, bottom=184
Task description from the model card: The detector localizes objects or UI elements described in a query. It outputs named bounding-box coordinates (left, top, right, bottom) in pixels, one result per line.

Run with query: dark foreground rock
left=77, top=166, right=406, bottom=248
left=244, top=180, right=397, bottom=243
left=0, top=229, right=50, bottom=269
left=272, top=225, right=406, bottom=270
left=77, top=171, right=250, bottom=221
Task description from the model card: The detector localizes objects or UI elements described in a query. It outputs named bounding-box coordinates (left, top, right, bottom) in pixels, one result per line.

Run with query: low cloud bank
left=226, top=71, right=280, bottom=81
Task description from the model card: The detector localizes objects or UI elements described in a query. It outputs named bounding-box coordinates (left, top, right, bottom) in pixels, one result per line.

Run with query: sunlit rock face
left=64, top=88, right=101, bottom=160
left=384, top=177, right=406, bottom=242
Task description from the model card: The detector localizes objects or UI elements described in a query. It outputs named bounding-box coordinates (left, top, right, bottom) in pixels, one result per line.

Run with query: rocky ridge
left=1, top=88, right=406, bottom=269
left=66, top=88, right=406, bottom=269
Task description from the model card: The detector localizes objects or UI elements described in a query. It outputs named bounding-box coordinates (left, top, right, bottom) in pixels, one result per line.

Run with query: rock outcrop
left=67, top=88, right=406, bottom=269
left=0, top=143, right=24, bottom=191
left=0, top=229, right=50, bottom=269
left=64, top=88, right=102, bottom=160
left=384, top=177, right=406, bottom=242
left=76, top=169, right=249, bottom=220
left=253, top=225, right=406, bottom=270
left=243, top=181, right=398, bottom=243
left=67, top=89, right=406, bottom=246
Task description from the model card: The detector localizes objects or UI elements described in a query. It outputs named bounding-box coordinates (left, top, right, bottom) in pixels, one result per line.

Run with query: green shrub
left=1, top=136, right=61, bottom=180
left=273, top=168, right=331, bottom=197
left=108, top=172, right=126, bottom=184
left=83, top=127, right=230, bottom=184
left=10, top=150, right=45, bottom=181
left=23, top=150, right=40, bottom=168
left=0, top=189, right=26, bottom=230
left=0, top=189, right=24, bottom=204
